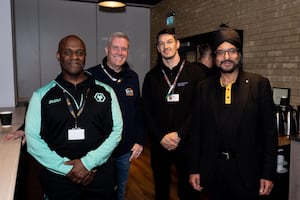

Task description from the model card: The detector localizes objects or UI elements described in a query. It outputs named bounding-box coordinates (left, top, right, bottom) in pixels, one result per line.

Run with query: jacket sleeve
left=142, top=72, right=165, bottom=142
left=259, top=78, right=277, bottom=181
left=81, top=85, right=123, bottom=171
left=134, top=77, right=146, bottom=145
left=177, top=64, right=207, bottom=140
left=187, top=82, right=203, bottom=174
left=26, top=91, right=72, bottom=175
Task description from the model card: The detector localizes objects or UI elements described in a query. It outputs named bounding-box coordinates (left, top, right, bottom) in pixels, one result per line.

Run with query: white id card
left=167, top=94, right=179, bottom=102
left=68, top=128, right=85, bottom=140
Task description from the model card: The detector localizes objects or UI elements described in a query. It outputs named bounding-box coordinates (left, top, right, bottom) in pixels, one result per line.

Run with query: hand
left=129, top=143, right=143, bottom=161
left=4, top=130, right=26, bottom=146
left=259, top=179, right=273, bottom=195
left=65, top=159, right=96, bottom=186
left=160, top=132, right=181, bottom=151
left=189, top=174, right=203, bottom=191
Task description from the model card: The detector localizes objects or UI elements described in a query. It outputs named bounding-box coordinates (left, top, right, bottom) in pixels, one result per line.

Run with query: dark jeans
left=114, top=152, right=131, bottom=200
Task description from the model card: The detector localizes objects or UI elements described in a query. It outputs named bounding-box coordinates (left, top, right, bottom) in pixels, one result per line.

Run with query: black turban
left=211, top=27, right=241, bottom=52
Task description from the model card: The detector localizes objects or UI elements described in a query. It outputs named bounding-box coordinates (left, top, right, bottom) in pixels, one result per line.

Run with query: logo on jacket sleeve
left=94, top=93, right=106, bottom=102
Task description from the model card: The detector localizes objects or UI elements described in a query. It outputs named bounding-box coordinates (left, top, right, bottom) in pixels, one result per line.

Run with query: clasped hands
left=160, top=131, right=181, bottom=151
left=65, top=159, right=96, bottom=186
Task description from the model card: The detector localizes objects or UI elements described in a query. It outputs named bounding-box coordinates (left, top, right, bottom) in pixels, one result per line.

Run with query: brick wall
left=150, top=0, right=300, bottom=106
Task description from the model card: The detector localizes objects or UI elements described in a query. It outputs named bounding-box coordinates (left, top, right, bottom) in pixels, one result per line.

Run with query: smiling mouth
left=69, top=62, right=83, bottom=67
left=113, top=56, right=123, bottom=60
left=163, top=49, right=170, bottom=54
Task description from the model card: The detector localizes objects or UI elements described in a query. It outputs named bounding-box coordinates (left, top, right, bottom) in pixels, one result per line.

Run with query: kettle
left=275, top=97, right=298, bottom=136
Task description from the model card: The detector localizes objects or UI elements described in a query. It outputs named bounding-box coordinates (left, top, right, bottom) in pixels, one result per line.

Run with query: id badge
left=68, top=128, right=85, bottom=140
left=167, top=94, right=179, bottom=102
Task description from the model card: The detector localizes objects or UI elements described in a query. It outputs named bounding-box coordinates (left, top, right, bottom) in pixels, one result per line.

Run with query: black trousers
left=39, top=158, right=116, bottom=200
left=150, top=143, right=199, bottom=200
left=207, top=158, right=260, bottom=200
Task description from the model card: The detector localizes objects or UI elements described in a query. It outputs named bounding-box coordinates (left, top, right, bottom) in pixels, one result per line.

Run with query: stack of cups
left=277, top=154, right=288, bottom=173
left=0, top=111, right=13, bottom=128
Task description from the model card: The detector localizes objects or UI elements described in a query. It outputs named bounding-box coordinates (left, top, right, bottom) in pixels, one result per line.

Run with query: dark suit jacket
left=189, top=71, right=277, bottom=190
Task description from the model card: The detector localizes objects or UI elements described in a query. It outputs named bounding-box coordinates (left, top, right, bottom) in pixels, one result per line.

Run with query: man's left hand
left=259, top=178, right=273, bottom=195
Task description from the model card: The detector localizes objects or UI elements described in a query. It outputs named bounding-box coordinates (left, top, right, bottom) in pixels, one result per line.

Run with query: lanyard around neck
left=101, top=64, right=122, bottom=83
left=63, top=88, right=90, bottom=128
left=161, top=60, right=185, bottom=95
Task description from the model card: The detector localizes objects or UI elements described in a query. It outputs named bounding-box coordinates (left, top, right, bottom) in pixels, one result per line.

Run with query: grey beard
left=219, top=59, right=242, bottom=74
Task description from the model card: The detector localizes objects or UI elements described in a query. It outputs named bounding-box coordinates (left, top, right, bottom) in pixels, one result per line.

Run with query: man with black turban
left=188, top=27, right=277, bottom=200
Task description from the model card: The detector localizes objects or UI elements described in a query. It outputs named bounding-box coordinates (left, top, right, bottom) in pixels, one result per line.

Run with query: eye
left=215, top=48, right=239, bottom=57
left=75, top=50, right=86, bottom=56
left=62, top=50, right=73, bottom=56
left=111, top=46, right=128, bottom=52
left=62, top=49, right=86, bottom=56
left=228, top=49, right=238, bottom=54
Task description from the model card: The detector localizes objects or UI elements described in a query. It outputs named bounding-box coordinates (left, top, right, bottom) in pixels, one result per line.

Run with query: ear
left=56, top=52, right=60, bottom=61
left=176, top=39, right=180, bottom=50
left=105, top=47, right=108, bottom=55
left=156, top=45, right=161, bottom=53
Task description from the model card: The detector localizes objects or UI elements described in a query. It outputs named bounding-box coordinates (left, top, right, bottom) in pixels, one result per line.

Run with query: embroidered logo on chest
left=94, top=93, right=106, bottom=102
left=48, top=98, right=61, bottom=104
left=125, top=88, right=134, bottom=96
left=177, top=82, right=188, bottom=87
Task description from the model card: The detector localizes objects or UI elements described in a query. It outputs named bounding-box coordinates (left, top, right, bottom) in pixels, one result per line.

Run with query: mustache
left=220, top=60, right=235, bottom=64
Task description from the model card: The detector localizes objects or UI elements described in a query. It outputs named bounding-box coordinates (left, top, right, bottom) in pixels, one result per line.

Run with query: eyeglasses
left=62, top=49, right=86, bottom=57
left=215, top=48, right=239, bottom=57
left=110, top=46, right=128, bottom=52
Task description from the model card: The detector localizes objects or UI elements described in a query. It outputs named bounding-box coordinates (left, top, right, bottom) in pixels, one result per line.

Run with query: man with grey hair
left=88, top=32, right=145, bottom=200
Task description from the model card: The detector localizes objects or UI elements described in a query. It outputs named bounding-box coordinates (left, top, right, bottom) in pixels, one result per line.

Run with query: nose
left=117, top=48, right=123, bottom=54
left=70, top=52, right=80, bottom=59
left=71, top=51, right=78, bottom=57
left=224, top=51, right=230, bottom=59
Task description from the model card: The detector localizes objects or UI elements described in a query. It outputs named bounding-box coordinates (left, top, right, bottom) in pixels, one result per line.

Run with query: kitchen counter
left=289, top=134, right=300, bottom=142
left=0, top=107, right=25, bottom=200
left=278, top=135, right=290, bottom=146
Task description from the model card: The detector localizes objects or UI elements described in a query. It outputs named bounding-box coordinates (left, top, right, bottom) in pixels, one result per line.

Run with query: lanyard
left=63, top=88, right=90, bottom=128
left=101, top=64, right=122, bottom=83
left=161, top=60, right=185, bottom=95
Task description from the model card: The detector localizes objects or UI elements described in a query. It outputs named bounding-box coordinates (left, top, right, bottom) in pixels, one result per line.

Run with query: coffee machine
left=275, top=96, right=298, bottom=136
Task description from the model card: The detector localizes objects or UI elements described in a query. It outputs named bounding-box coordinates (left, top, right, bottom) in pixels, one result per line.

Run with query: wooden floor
left=125, top=144, right=180, bottom=200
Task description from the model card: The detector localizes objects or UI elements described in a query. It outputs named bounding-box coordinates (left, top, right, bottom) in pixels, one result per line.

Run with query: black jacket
left=142, top=59, right=207, bottom=144
left=88, top=57, right=145, bottom=157
left=189, top=71, right=277, bottom=189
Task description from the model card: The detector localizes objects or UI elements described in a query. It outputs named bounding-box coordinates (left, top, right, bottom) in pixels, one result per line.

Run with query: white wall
left=13, top=0, right=150, bottom=101
left=0, top=0, right=16, bottom=107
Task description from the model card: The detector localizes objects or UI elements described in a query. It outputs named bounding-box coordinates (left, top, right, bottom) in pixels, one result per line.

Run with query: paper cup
left=0, top=111, right=13, bottom=127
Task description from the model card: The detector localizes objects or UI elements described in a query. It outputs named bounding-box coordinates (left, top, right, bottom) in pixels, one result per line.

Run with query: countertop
left=0, top=107, right=25, bottom=200
left=289, top=134, right=300, bottom=142
left=278, top=135, right=291, bottom=146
